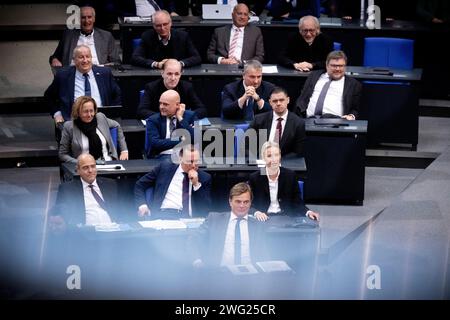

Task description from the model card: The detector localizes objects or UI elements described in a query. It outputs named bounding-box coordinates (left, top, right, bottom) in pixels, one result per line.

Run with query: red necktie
left=276, top=117, right=283, bottom=143
left=182, top=172, right=190, bottom=216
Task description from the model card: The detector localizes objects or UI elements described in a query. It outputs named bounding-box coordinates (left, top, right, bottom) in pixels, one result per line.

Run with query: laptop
left=202, top=4, right=233, bottom=20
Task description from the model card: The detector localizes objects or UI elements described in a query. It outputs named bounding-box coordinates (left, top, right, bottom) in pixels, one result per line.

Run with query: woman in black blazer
left=248, top=141, right=320, bottom=221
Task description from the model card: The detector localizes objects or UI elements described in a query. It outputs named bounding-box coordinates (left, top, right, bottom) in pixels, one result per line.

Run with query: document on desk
left=226, top=264, right=259, bottom=276
left=262, top=65, right=278, bottom=74
left=256, top=260, right=293, bottom=273
left=95, top=223, right=121, bottom=232
left=96, top=164, right=125, bottom=171
left=139, top=219, right=187, bottom=230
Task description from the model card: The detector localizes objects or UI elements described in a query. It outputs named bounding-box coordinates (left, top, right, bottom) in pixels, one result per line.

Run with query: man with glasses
left=295, top=50, right=361, bottom=120
left=131, top=10, right=201, bottom=69
left=279, top=15, right=333, bottom=72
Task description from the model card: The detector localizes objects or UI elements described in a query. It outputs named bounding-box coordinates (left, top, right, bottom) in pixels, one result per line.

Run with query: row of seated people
left=49, top=2, right=448, bottom=70
left=49, top=4, right=335, bottom=72
left=50, top=54, right=359, bottom=164
left=45, top=44, right=360, bottom=161
left=49, top=143, right=319, bottom=268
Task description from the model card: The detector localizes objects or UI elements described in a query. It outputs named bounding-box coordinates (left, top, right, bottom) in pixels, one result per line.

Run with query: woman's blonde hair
left=71, top=96, right=97, bottom=120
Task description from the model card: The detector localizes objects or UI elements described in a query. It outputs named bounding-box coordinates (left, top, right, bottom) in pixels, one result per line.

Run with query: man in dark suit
left=135, top=145, right=212, bottom=218
left=249, top=86, right=305, bottom=158
left=49, top=6, right=120, bottom=68
left=222, top=60, right=275, bottom=120
left=248, top=141, right=320, bottom=222
left=146, top=89, right=197, bottom=158
left=45, top=45, right=121, bottom=125
left=190, top=182, right=267, bottom=268
left=207, top=3, right=264, bottom=64
left=131, top=10, right=201, bottom=69
left=295, top=50, right=361, bottom=120
left=137, top=59, right=207, bottom=119
left=279, top=15, right=333, bottom=71
left=49, top=153, right=128, bottom=230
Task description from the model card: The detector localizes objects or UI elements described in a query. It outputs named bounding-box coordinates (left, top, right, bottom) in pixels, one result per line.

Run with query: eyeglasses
left=328, top=64, right=346, bottom=69
left=300, top=28, right=316, bottom=34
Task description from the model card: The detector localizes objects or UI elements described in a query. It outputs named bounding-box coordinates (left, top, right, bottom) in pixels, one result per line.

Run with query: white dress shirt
left=221, top=212, right=251, bottom=266
left=75, top=30, right=99, bottom=65
left=160, top=165, right=201, bottom=216
left=307, top=73, right=345, bottom=118
left=80, top=128, right=112, bottom=161
left=135, top=0, right=158, bottom=17
left=81, top=178, right=113, bottom=226
left=266, top=168, right=282, bottom=213
left=268, top=111, right=288, bottom=142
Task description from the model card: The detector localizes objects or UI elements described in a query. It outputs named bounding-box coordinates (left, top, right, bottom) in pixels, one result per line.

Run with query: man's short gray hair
left=243, top=60, right=263, bottom=74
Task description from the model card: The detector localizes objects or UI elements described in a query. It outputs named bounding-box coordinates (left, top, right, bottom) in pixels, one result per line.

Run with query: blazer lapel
left=93, top=66, right=106, bottom=105
left=68, top=67, right=76, bottom=107
left=280, top=113, right=293, bottom=149
left=160, top=115, right=167, bottom=138
left=225, top=25, right=232, bottom=53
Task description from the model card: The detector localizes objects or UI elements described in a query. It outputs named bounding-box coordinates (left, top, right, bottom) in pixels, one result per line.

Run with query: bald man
left=137, top=59, right=207, bottom=119
left=49, top=154, right=129, bottom=230
left=131, top=10, right=201, bottom=69
left=145, top=89, right=198, bottom=158
left=207, top=3, right=264, bottom=64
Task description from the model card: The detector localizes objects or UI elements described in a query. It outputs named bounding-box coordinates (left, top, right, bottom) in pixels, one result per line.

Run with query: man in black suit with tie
left=248, top=141, right=320, bottom=222
left=45, top=45, right=121, bottom=125
left=190, top=182, right=267, bottom=268
left=295, top=50, right=361, bottom=120
left=49, top=153, right=128, bottom=231
left=131, top=10, right=201, bottom=69
left=221, top=60, right=275, bottom=120
left=134, top=145, right=212, bottom=218
left=249, top=86, right=305, bottom=158
left=145, top=89, right=197, bottom=158
left=137, top=59, right=207, bottom=119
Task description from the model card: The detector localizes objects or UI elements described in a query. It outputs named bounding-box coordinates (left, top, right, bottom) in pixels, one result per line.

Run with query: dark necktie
left=234, top=217, right=243, bottom=264
left=244, top=98, right=255, bottom=121
left=169, top=116, right=177, bottom=135
left=83, top=73, right=91, bottom=97
left=147, top=0, right=161, bottom=11
left=88, top=184, right=107, bottom=211
left=182, top=172, right=190, bottom=217
left=314, top=79, right=332, bottom=116
left=276, top=117, right=283, bottom=143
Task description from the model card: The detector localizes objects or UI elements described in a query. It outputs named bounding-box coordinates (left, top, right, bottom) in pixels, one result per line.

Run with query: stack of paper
left=138, top=219, right=187, bottom=230
left=256, top=260, right=293, bottom=273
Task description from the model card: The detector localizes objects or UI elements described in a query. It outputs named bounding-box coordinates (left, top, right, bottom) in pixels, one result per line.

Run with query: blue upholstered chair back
left=333, top=42, right=342, bottom=51
left=298, top=180, right=304, bottom=200
left=234, top=123, right=250, bottom=159
left=132, top=38, right=141, bottom=52
left=363, top=37, right=414, bottom=70
left=110, top=127, right=118, bottom=150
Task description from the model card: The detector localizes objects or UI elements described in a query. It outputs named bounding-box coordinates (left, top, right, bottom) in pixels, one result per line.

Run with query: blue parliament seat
left=363, top=37, right=414, bottom=70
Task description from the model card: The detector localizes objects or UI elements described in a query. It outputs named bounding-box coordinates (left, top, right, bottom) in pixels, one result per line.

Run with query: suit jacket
left=58, top=112, right=128, bottom=163
left=248, top=167, right=308, bottom=216
left=222, top=80, right=275, bottom=120
left=189, top=211, right=268, bottom=268
left=249, top=111, right=306, bottom=158
left=146, top=110, right=198, bottom=158
left=44, top=65, right=122, bottom=121
left=137, top=78, right=207, bottom=119
left=131, top=28, right=201, bottom=68
left=49, top=28, right=120, bottom=66
left=51, top=177, right=129, bottom=226
left=295, top=70, right=362, bottom=119
left=207, top=24, right=265, bottom=63
left=134, top=162, right=212, bottom=217
left=278, top=32, right=333, bottom=70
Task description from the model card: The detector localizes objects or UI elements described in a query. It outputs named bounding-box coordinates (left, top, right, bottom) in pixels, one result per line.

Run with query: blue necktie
left=83, top=73, right=91, bottom=97
left=244, top=98, right=255, bottom=121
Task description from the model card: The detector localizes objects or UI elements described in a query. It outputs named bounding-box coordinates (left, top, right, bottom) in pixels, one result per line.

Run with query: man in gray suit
left=207, top=3, right=264, bottom=64
left=49, top=6, right=120, bottom=67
